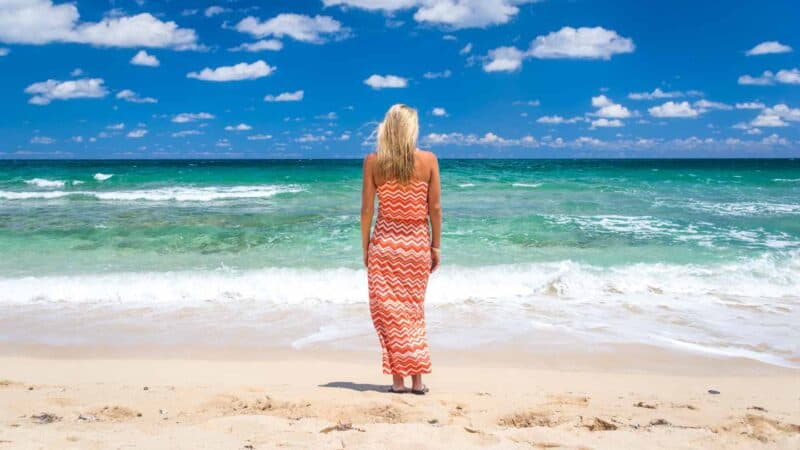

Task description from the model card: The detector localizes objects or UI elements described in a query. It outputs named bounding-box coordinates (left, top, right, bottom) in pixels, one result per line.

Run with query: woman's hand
left=363, top=245, right=369, bottom=267
left=430, top=248, right=440, bottom=273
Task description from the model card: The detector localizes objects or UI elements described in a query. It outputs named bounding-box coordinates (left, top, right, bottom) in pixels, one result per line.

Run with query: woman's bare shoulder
left=416, top=149, right=438, bottom=163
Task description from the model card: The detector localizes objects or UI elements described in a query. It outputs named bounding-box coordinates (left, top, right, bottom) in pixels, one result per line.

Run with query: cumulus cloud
left=460, top=42, right=472, bottom=54
left=264, top=90, right=304, bottom=102
left=130, top=50, right=159, bottom=66
left=116, top=89, right=157, bottom=103
left=30, top=136, right=55, bottom=144
left=529, top=26, right=634, bottom=59
left=229, top=39, right=283, bottom=52
left=432, top=107, right=448, bottom=116
left=483, top=26, right=633, bottom=73
left=648, top=101, right=700, bottom=118
left=225, top=123, right=253, bottom=131
left=483, top=46, right=525, bottom=72
left=323, top=0, right=537, bottom=29
left=235, top=14, right=348, bottom=44
left=735, top=101, right=766, bottom=110
left=423, top=70, right=452, bottom=79
left=0, top=47, right=8, bottom=56
left=745, top=41, right=792, bottom=56
left=247, top=134, right=273, bottom=140
left=693, top=99, right=732, bottom=111
left=591, top=95, right=632, bottom=118
left=738, top=69, right=800, bottom=86
left=364, top=74, right=408, bottom=89
left=750, top=104, right=800, bottom=128
left=627, top=88, right=687, bottom=100
left=590, top=118, right=623, bottom=128
left=25, top=78, right=108, bottom=105
left=187, top=60, right=275, bottom=81
left=0, top=0, right=200, bottom=49
left=536, top=115, right=582, bottom=124
left=172, top=112, right=215, bottom=123
left=204, top=6, right=230, bottom=17
left=127, top=129, right=148, bottom=138
left=171, top=130, right=203, bottom=137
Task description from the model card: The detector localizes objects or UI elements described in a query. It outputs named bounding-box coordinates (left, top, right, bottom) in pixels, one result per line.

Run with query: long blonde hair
left=376, top=104, right=418, bottom=184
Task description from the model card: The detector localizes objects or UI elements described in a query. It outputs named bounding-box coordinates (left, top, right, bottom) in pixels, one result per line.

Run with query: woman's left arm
left=360, top=154, right=377, bottom=267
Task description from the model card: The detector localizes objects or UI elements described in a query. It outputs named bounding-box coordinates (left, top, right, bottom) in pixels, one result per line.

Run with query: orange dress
left=368, top=179, right=432, bottom=376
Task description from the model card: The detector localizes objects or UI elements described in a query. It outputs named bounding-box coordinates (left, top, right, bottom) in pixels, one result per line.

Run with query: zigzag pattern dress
left=368, top=178, right=432, bottom=376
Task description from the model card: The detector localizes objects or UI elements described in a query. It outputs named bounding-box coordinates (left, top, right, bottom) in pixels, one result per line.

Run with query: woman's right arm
left=427, top=154, right=442, bottom=272
left=361, top=154, right=377, bottom=267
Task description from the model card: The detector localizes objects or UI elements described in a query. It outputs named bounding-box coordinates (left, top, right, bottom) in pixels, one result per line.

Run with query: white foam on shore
left=93, top=173, right=113, bottom=181
left=0, top=185, right=304, bottom=202
left=512, top=182, right=542, bottom=188
left=24, top=178, right=65, bottom=188
left=0, top=252, right=797, bottom=367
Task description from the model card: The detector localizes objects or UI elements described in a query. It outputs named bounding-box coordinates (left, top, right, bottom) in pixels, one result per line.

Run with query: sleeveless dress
left=367, top=178, right=432, bottom=376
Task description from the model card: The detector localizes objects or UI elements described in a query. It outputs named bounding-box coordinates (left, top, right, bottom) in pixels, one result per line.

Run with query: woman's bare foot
left=390, top=374, right=407, bottom=392
left=411, top=374, right=424, bottom=391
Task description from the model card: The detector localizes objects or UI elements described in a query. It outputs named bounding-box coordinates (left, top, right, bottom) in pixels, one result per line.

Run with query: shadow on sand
left=319, top=381, right=388, bottom=393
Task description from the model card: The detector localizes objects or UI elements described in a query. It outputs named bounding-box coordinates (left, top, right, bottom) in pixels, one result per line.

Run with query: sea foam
left=0, top=184, right=304, bottom=202
left=24, top=178, right=65, bottom=188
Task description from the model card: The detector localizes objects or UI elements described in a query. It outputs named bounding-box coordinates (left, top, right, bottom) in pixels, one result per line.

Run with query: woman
left=361, top=104, right=442, bottom=395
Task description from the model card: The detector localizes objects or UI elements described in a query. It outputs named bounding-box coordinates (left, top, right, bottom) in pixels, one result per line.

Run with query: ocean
left=0, top=159, right=798, bottom=367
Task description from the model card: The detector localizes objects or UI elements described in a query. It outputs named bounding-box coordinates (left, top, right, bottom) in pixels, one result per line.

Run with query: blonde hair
left=376, top=104, right=418, bottom=184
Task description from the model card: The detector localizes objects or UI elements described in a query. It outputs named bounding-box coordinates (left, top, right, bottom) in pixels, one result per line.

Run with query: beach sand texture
left=1, top=353, right=798, bottom=449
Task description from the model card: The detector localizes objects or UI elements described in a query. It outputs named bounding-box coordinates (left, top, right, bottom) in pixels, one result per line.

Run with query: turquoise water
left=0, top=159, right=798, bottom=366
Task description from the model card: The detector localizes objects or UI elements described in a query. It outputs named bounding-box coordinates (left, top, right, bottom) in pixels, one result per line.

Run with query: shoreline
left=1, top=348, right=798, bottom=449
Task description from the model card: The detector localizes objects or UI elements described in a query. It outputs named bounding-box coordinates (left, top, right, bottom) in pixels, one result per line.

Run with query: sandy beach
left=1, top=346, right=798, bottom=449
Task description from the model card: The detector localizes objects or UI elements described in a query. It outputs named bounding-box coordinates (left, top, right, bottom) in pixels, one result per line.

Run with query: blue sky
left=0, top=0, right=798, bottom=158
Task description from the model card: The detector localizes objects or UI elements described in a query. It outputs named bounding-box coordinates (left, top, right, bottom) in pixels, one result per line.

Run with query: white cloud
left=0, top=0, right=200, bottom=49
left=432, top=107, right=447, bottom=116
left=130, top=49, right=159, bottom=67
left=264, top=90, right=304, bottom=102
left=693, top=99, right=732, bottom=111
left=745, top=41, right=792, bottom=56
left=0, top=47, right=8, bottom=56
left=536, top=115, right=582, bottom=124
left=229, top=39, right=283, bottom=52
left=171, top=130, right=203, bottom=137
left=316, top=112, right=338, bottom=120
left=761, top=134, right=789, bottom=146
left=364, top=74, right=408, bottom=89
left=752, top=104, right=800, bottom=127
left=751, top=115, right=787, bottom=127
left=107, top=123, right=125, bottom=130
left=204, top=6, right=230, bottom=17
left=297, top=133, right=327, bottom=143
left=591, top=95, right=632, bottom=118
left=776, top=69, right=800, bottom=84
left=648, top=101, right=699, bottom=118
left=627, top=88, right=684, bottom=100
left=738, top=71, right=775, bottom=86
left=590, top=118, right=623, bottom=128
left=422, top=131, right=537, bottom=147
left=187, top=60, right=275, bottom=82
left=116, top=89, right=157, bottom=103
left=172, top=112, right=215, bottom=123
left=484, top=26, right=634, bottom=73
left=24, top=78, right=108, bottom=105
left=127, top=129, right=148, bottom=138
left=235, top=14, right=347, bottom=44
left=529, top=26, right=634, bottom=60
left=323, top=0, right=537, bottom=29
left=30, top=136, right=55, bottom=144
left=225, top=123, right=253, bottom=131
left=735, top=101, right=766, bottom=110
left=460, top=42, right=472, bottom=54
left=247, top=134, right=272, bottom=140
left=70, top=68, right=83, bottom=76
left=423, top=69, right=452, bottom=79
left=483, top=46, right=525, bottom=72
left=737, top=69, right=800, bottom=86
